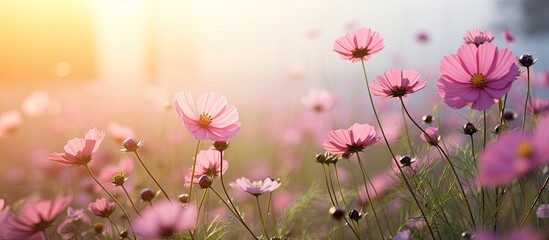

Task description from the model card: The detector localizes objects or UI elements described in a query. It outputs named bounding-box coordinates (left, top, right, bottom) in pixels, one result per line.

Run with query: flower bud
left=122, top=137, right=142, bottom=152
left=400, top=156, right=415, bottom=167
left=422, top=115, right=434, bottom=124
left=93, top=222, right=104, bottom=234
left=494, top=124, right=502, bottom=134
left=178, top=194, right=189, bottom=204
left=517, top=54, right=536, bottom=68
left=120, top=230, right=129, bottom=239
left=349, top=209, right=362, bottom=221
left=315, top=153, right=327, bottom=164
left=140, top=188, right=156, bottom=202
left=503, top=111, right=517, bottom=121
left=329, top=206, right=345, bottom=220
left=462, top=122, right=478, bottom=135
left=461, top=231, right=473, bottom=239
left=198, top=175, right=213, bottom=189
left=213, top=141, right=229, bottom=152
left=111, top=173, right=127, bottom=186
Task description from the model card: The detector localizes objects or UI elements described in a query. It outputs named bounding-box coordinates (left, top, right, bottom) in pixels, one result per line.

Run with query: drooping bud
left=140, top=188, right=156, bottom=202
left=198, top=175, right=213, bottom=189
left=213, top=141, right=229, bottom=152
left=503, top=111, right=517, bottom=121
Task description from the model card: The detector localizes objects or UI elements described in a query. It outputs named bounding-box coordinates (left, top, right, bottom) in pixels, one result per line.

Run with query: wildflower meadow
left=1, top=1, right=549, bottom=239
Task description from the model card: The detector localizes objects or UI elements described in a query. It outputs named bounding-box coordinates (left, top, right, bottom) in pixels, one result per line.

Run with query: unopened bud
left=422, top=115, right=434, bottom=124
left=178, top=194, right=189, bottom=204
left=122, top=137, right=142, bottom=152
left=140, top=188, right=156, bottom=202
left=517, top=54, right=536, bottom=68
left=198, top=175, right=212, bottom=188
left=329, top=206, right=345, bottom=220
left=462, top=122, right=478, bottom=135
left=213, top=141, right=229, bottom=152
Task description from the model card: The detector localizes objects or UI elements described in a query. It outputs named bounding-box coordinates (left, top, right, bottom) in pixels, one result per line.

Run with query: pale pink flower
left=301, top=88, right=336, bottom=113
left=99, top=157, right=135, bottom=187
left=87, top=198, right=116, bottom=218
left=48, top=128, right=105, bottom=166
left=229, top=177, right=281, bottom=196
left=56, top=207, right=91, bottom=240
left=527, top=98, right=549, bottom=115
left=0, top=198, right=10, bottom=225
left=437, top=43, right=519, bottom=111
left=184, top=149, right=228, bottom=188
left=463, top=29, right=494, bottom=46
left=0, top=110, right=22, bottom=137
left=22, top=91, right=51, bottom=117
left=420, top=127, right=440, bottom=146
left=502, top=30, right=515, bottom=44
left=333, top=27, right=384, bottom=63
left=370, top=69, right=427, bottom=98
left=107, top=122, right=136, bottom=143
left=407, top=219, right=427, bottom=230
left=133, top=200, right=197, bottom=238
left=5, top=195, right=71, bottom=240
left=322, top=123, right=381, bottom=155
left=174, top=91, right=241, bottom=141
left=392, top=229, right=411, bottom=240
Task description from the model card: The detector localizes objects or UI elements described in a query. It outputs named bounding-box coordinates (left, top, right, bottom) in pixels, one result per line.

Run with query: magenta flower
left=420, top=127, right=440, bottom=146
left=502, top=30, right=515, bottom=45
left=527, top=98, right=549, bottom=115
left=322, top=123, right=382, bottom=155
left=5, top=195, right=71, bottom=239
left=333, top=27, right=384, bottom=63
left=537, top=204, right=549, bottom=219
left=174, top=91, right=241, bottom=141
left=463, top=29, right=494, bottom=46
left=48, top=128, right=105, bottom=166
left=133, top=200, right=197, bottom=238
left=301, top=88, right=336, bottom=113
left=437, top=43, right=519, bottom=111
left=370, top=69, right=427, bottom=98
left=184, top=149, right=228, bottom=188
left=229, top=177, right=281, bottom=196
left=56, top=207, right=91, bottom=240
left=87, top=198, right=116, bottom=218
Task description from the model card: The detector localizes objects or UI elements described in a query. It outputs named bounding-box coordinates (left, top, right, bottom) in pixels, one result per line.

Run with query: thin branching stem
left=121, top=184, right=142, bottom=217
left=210, top=187, right=259, bottom=239
left=333, top=164, right=349, bottom=209
left=188, top=140, right=201, bottom=202
left=356, top=153, right=385, bottom=239
left=522, top=67, right=531, bottom=132
left=133, top=151, right=171, bottom=203
left=322, top=164, right=337, bottom=206
left=519, top=174, right=549, bottom=227
left=255, top=196, right=270, bottom=239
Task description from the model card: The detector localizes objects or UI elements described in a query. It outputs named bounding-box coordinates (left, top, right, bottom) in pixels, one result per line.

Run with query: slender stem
left=471, top=135, right=484, bottom=226
left=333, top=164, right=348, bottom=209
left=266, top=192, right=273, bottom=228
left=360, top=60, right=436, bottom=239
left=255, top=196, right=270, bottom=239
left=361, top=163, right=392, bottom=233
left=108, top=217, right=121, bottom=238
left=121, top=184, right=142, bottom=217
left=210, top=187, right=258, bottom=239
left=401, top=96, right=476, bottom=229
left=401, top=105, right=415, bottom=156
left=356, top=154, right=384, bottom=239
left=218, top=150, right=259, bottom=239
left=519, top=174, right=549, bottom=227
left=483, top=111, right=487, bottom=150
left=196, top=189, right=209, bottom=225
left=322, top=164, right=337, bottom=206
left=188, top=140, right=201, bottom=203
left=85, top=165, right=136, bottom=240
left=345, top=158, right=361, bottom=203
left=327, top=164, right=340, bottom=206
left=134, top=151, right=171, bottom=202
left=499, top=94, right=509, bottom=133
left=522, top=67, right=531, bottom=132
left=494, top=188, right=501, bottom=233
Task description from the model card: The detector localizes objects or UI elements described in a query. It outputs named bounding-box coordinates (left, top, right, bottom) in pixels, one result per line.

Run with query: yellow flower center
left=516, top=142, right=533, bottom=158
left=198, top=113, right=212, bottom=127
left=470, top=73, right=486, bottom=88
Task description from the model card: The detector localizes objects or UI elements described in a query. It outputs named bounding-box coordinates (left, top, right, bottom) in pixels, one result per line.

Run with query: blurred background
left=1, top=0, right=549, bottom=203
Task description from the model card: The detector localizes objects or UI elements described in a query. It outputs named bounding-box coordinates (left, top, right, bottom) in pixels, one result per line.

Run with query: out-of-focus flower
left=322, top=123, right=381, bottom=155
left=229, top=177, right=281, bottom=196
left=370, top=69, right=427, bottom=98
left=407, top=219, right=427, bottom=230
left=107, top=122, right=136, bottom=143
left=99, top=157, right=135, bottom=187
left=473, top=228, right=544, bottom=240
left=328, top=206, right=345, bottom=220
left=48, top=128, right=105, bottom=166
left=87, top=198, right=116, bottom=218
left=527, top=98, right=549, bottom=115
left=416, top=31, right=429, bottom=44
left=56, top=207, right=91, bottom=240
left=121, top=137, right=143, bottom=152
left=420, top=127, right=440, bottom=146
left=133, top=200, right=197, bottom=238
left=463, top=29, right=494, bottom=46
left=536, top=204, right=549, bottom=218
left=5, top=195, right=71, bottom=239
left=0, top=198, right=10, bottom=229
left=301, top=88, right=336, bottom=113
left=333, top=27, right=384, bottom=63
left=0, top=110, right=22, bottom=137
left=22, top=91, right=51, bottom=117
left=437, top=43, right=518, bottom=111
left=184, top=149, right=228, bottom=188
left=174, top=91, right=241, bottom=141
left=502, top=30, right=515, bottom=44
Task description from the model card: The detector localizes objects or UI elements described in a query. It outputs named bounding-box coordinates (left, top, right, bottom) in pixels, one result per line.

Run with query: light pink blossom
left=370, top=69, right=427, bottom=98
left=301, top=88, right=336, bottom=113
left=133, top=200, right=197, bottom=238
left=107, top=122, right=136, bottom=143
left=0, top=110, right=22, bottom=137
left=174, top=91, right=241, bottom=141
left=420, top=127, right=440, bottom=146
left=463, top=29, right=494, bottom=46
left=229, top=177, right=281, bottom=196
left=48, top=128, right=105, bottom=166
left=56, top=207, right=91, bottom=240
left=502, top=30, right=515, bottom=45
left=322, top=123, right=381, bottom=155
left=184, top=149, right=228, bottom=188
left=333, top=27, right=384, bottom=63
left=22, top=91, right=51, bottom=117
left=437, top=43, right=519, bottom=111
left=87, top=198, right=116, bottom=218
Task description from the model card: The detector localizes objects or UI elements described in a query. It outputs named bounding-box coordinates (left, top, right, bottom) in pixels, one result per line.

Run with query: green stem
left=360, top=61, right=436, bottom=239
left=401, top=105, right=415, bottom=156
left=322, top=164, right=337, bottom=206
left=362, top=163, right=392, bottom=234
left=356, top=154, right=384, bottom=239
left=85, top=165, right=136, bottom=240
left=121, top=184, right=142, bottom=217
left=333, top=164, right=348, bottom=209
left=188, top=140, right=201, bottom=203
left=196, top=189, right=209, bottom=225
left=108, top=217, right=121, bottom=238
left=255, top=196, right=270, bottom=239
left=519, top=174, right=549, bottom=227
left=522, top=67, right=531, bottom=132
left=134, top=151, right=171, bottom=203
left=327, top=164, right=340, bottom=206
left=471, top=135, right=484, bottom=226
left=210, top=187, right=258, bottom=239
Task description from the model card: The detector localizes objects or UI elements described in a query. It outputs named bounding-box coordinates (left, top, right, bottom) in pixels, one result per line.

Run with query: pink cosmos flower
left=527, top=98, right=549, bottom=115
left=420, top=127, right=440, bottom=146
left=107, top=122, right=136, bottom=143
left=370, top=69, right=427, bottom=98
left=5, top=195, right=71, bottom=240
left=0, top=198, right=10, bottom=225
left=184, top=149, right=228, bottom=188
left=174, top=91, right=241, bottom=141
left=99, top=157, right=135, bottom=188
left=22, top=91, right=51, bottom=117
left=463, top=29, right=494, bottom=46
left=437, top=43, right=519, bottom=111
left=502, top=30, right=515, bottom=45
left=333, top=27, right=384, bottom=63
left=0, top=110, right=22, bottom=137
left=56, top=207, right=91, bottom=240
left=229, top=177, right=281, bottom=196
left=48, top=128, right=105, bottom=166
left=88, top=198, right=116, bottom=218
left=537, top=204, right=549, bottom=218
left=322, top=123, right=381, bottom=155
left=301, top=88, right=336, bottom=113
left=392, top=229, right=411, bottom=240
left=133, top=200, right=197, bottom=238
